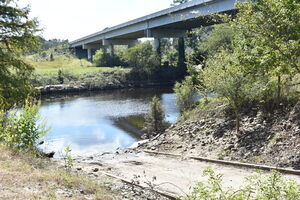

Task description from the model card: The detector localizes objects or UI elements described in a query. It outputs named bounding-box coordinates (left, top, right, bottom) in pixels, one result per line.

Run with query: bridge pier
left=153, top=38, right=162, bottom=65
left=153, top=38, right=161, bottom=55
left=87, top=49, right=92, bottom=61
left=82, top=44, right=102, bottom=62
left=108, top=44, right=114, bottom=56
left=178, top=37, right=186, bottom=75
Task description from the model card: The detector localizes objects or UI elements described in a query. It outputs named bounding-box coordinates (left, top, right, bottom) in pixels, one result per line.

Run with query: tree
left=199, top=24, right=234, bottom=55
left=187, top=24, right=234, bottom=67
left=93, top=49, right=112, bottom=67
left=202, top=49, right=261, bottom=133
left=0, top=0, right=40, bottom=110
left=121, top=42, right=160, bottom=76
left=174, top=76, right=195, bottom=112
left=144, top=96, right=166, bottom=137
left=228, top=0, right=300, bottom=103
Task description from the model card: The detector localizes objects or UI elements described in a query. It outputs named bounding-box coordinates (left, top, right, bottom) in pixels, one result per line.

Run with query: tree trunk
left=235, top=110, right=240, bottom=134
left=277, top=75, right=281, bottom=106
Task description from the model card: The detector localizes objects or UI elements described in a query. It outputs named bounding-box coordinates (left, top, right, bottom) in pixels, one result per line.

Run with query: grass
left=0, top=146, right=115, bottom=200
left=25, top=55, right=119, bottom=75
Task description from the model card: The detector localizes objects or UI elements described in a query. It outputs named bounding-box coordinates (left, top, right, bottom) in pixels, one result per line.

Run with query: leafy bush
left=189, top=0, right=300, bottom=120
left=161, top=39, right=178, bottom=67
left=93, top=49, right=122, bottom=67
left=121, top=42, right=160, bottom=76
left=174, top=76, right=196, bottom=112
left=57, top=69, right=77, bottom=84
left=199, top=24, right=234, bottom=55
left=144, top=96, right=166, bottom=137
left=93, top=49, right=113, bottom=67
left=202, top=49, right=262, bottom=133
left=184, top=167, right=300, bottom=200
left=0, top=101, right=48, bottom=151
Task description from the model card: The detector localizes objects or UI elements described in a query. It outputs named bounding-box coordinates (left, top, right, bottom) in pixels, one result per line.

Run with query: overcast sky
left=18, top=0, right=172, bottom=41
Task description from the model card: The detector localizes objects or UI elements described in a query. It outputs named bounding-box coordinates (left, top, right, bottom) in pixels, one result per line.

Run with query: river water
left=39, top=87, right=179, bottom=157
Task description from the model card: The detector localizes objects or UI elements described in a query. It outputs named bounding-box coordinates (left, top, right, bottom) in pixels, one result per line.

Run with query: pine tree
left=0, top=0, right=40, bottom=110
left=144, top=96, right=166, bottom=137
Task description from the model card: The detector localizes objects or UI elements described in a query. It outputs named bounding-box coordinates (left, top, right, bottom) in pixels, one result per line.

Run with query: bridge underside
left=69, top=0, right=238, bottom=63
left=72, top=10, right=235, bottom=62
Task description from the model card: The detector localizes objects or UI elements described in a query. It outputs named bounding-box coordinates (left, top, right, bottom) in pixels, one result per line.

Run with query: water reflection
left=39, top=87, right=179, bottom=157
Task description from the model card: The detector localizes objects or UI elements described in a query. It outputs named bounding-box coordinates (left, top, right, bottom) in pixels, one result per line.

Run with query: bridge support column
left=108, top=44, right=114, bottom=56
left=154, top=38, right=161, bottom=55
left=87, top=49, right=93, bottom=62
left=82, top=43, right=102, bottom=62
left=154, top=38, right=162, bottom=65
left=178, top=37, right=186, bottom=75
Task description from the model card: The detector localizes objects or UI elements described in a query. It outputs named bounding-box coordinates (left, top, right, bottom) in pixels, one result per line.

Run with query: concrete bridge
left=69, top=0, right=241, bottom=61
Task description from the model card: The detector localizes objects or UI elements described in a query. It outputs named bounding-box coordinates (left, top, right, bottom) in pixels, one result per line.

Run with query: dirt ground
left=73, top=149, right=300, bottom=197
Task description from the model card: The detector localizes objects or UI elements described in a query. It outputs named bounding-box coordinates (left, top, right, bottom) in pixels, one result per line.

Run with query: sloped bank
left=37, top=81, right=175, bottom=95
left=139, top=100, right=300, bottom=169
left=34, top=69, right=178, bottom=95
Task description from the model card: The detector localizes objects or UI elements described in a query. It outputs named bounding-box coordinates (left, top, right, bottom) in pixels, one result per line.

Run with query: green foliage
left=0, top=0, right=40, bottom=111
left=57, top=69, right=77, bottom=84
left=187, top=24, right=234, bottom=67
left=228, top=0, right=300, bottom=102
left=121, top=42, right=160, bottom=76
left=202, top=49, right=262, bottom=132
left=192, top=0, right=300, bottom=131
left=39, top=37, right=68, bottom=52
left=63, top=146, right=73, bottom=172
left=144, top=96, right=166, bottom=137
left=199, top=24, right=234, bottom=55
left=184, top=167, right=300, bottom=200
left=174, top=76, right=196, bottom=112
left=50, top=53, right=54, bottom=61
left=94, top=49, right=116, bottom=67
left=161, top=39, right=178, bottom=67
left=31, top=67, right=130, bottom=87
left=0, top=101, right=48, bottom=151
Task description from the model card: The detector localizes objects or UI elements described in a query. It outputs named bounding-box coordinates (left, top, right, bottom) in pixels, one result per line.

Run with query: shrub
left=0, top=101, right=48, bottom=151
left=199, top=24, right=234, bottom=55
left=144, top=96, right=166, bottom=137
left=174, top=76, right=196, bottom=112
left=57, top=69, right=77, bottom=84
left=202, top=49, right=261, bottom=133
left=93, top=49, right=122, bottom=67
left=121, top=42, right=160, bottom=77
left=184, top=167, right=300, bottom=200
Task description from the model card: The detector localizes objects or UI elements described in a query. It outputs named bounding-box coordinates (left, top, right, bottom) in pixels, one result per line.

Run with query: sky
left=18, top=0, right=172, bottom=42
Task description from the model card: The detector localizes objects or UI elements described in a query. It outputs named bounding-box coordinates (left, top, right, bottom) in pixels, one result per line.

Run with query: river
left=39, top=87, right=179, bottom=157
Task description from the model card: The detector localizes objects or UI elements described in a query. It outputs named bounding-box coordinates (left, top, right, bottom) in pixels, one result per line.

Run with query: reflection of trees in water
left=58, top=100, right=67, bottom=109
left=113, top=115, right=145, bottom=139
left=41, top=87, right=173, bottom=104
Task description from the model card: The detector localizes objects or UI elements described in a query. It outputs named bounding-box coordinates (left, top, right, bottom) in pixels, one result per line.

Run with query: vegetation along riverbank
left=1, top=0, right=300, bottom=199
left=139, top=0, right=300, bottom=169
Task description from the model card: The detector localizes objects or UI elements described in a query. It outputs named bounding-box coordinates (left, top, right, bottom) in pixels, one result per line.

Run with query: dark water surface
left=39, top=87, right=179, bottom=157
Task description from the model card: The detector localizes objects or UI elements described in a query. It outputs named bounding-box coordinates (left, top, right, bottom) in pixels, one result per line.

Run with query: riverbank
left=32, top=66, right=179, bottom=95
left=139, top=99, right=300, bottom=169
left=0, top=146, right=114, bottom=199
left=0, top=146, right=171, bottom=200
left=37, top=80, right=175, bottom=95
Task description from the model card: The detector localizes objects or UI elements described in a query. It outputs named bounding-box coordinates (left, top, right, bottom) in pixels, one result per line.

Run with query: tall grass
left=25, top=55, right=116, bottom=75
